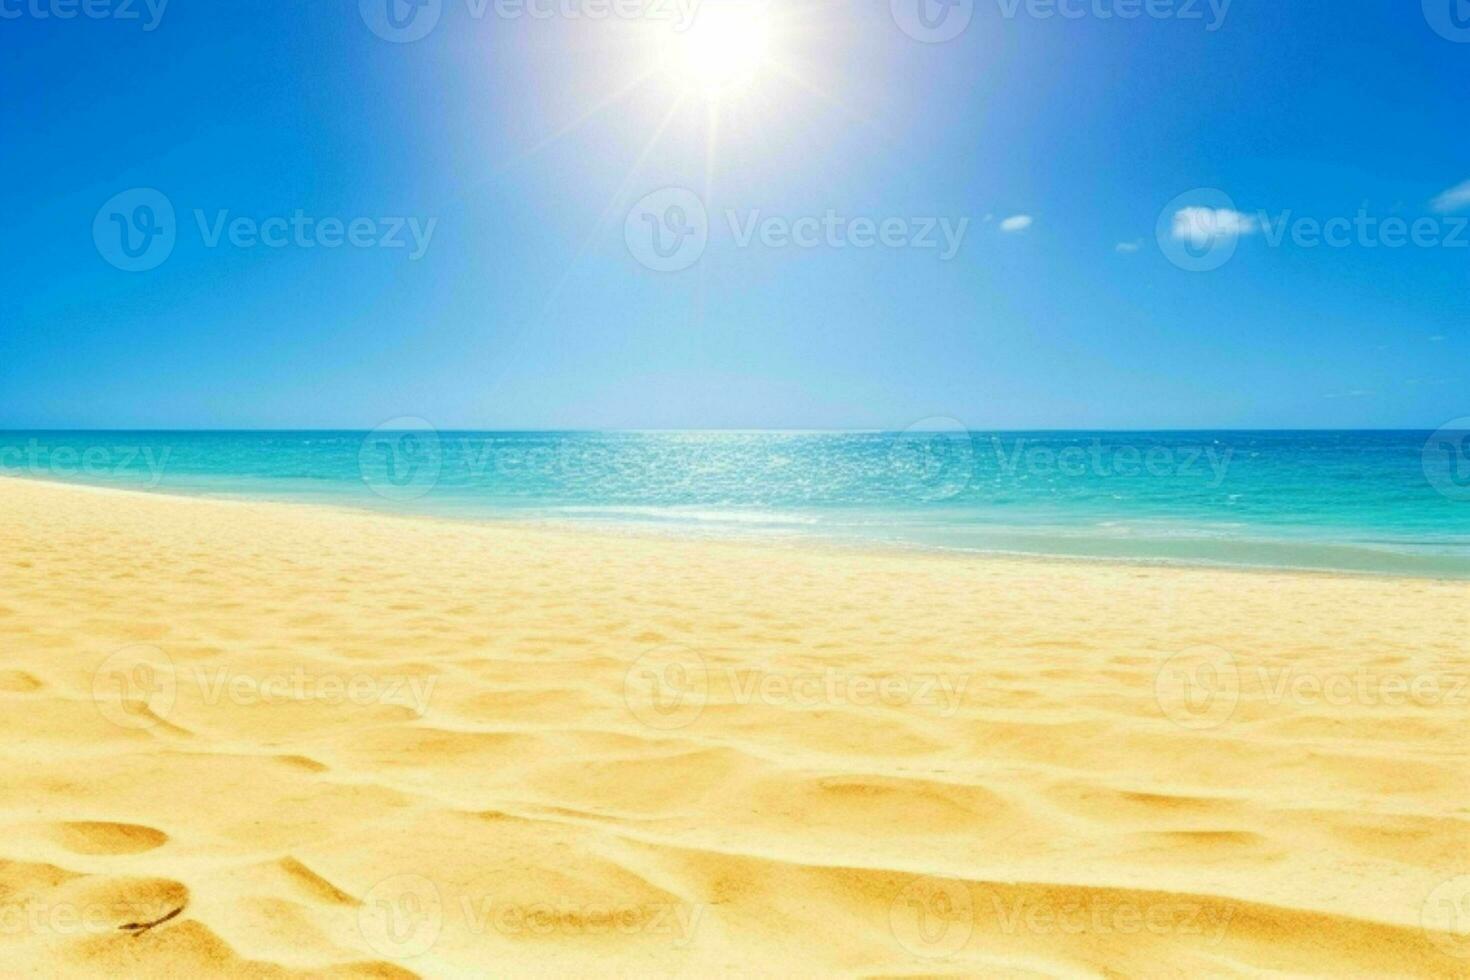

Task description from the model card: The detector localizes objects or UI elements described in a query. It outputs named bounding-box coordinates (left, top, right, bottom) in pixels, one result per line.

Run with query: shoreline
left=2, top=473, right=1467, bottom=974
left=2, top=472, right=1464, bottom=585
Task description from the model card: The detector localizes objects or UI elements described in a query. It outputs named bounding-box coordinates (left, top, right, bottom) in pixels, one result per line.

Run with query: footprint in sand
left=0, top=669, right=43, bottom=692
left=49, top=821, right=169, bottom=856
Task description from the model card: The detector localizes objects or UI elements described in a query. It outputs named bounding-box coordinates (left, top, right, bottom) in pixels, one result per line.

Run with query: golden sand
left=1, top=476, right=1467, bottom=977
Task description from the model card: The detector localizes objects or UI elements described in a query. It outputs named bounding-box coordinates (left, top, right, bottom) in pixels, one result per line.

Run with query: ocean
left=4, top=428, right=1469, bottom=577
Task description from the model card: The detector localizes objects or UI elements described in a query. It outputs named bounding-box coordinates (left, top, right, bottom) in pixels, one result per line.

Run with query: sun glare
left=658, top=2, right=776, bottom=98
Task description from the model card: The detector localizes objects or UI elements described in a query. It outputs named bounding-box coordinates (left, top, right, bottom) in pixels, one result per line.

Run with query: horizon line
left=0, top=427, right=1454, bottom=435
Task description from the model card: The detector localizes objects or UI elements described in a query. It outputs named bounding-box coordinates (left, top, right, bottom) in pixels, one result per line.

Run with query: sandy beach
left=1, top=475, right=1467, bottom=977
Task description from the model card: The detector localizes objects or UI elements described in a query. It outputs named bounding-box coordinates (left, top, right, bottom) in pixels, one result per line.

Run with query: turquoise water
left=4, top=429, right=1470, bottom=577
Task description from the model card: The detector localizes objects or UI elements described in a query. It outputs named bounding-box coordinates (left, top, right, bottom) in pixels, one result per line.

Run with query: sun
left=657, top=2, right=777, bottom=99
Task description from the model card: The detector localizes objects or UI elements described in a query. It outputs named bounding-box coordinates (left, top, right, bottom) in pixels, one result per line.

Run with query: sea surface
left=4, top=429, right=1470, bottom=577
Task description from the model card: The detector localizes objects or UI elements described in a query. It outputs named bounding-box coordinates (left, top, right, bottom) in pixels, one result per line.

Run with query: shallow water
left=4, top=429, right=1469, bottom=577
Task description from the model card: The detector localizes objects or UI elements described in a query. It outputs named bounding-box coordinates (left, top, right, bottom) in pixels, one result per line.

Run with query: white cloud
left=1431, top=179, right=1470, bottom=213
left=1115, top=240, right=1141, bottom=253
left=999, top=214, right=1033, bottom=233
left=1171, top=207, right=1258, bottom=247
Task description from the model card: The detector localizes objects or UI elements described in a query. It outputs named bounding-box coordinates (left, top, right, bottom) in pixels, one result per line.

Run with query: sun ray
left=768, top=60, right=893, bottom=143
left=703, top=101, right=721, bottom=208
left=531, top=95, right=689, bottom=324
left=493, top=66, right=665, bottom=179
left=694, top=100, right=721, bottom=336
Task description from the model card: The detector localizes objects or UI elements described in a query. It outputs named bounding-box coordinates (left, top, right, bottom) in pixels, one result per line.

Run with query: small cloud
left=999, top=214, right=1033, bottom=233
left=1429, top=334, right=1446, bottom=342
left=1430, top=179, right=1470, bottom=213
left=1323, top=389, right=1375, bottom=399
left=1172, top=207, right=1258, bottom=247
left=1115, top=240, right=1142, bottom=253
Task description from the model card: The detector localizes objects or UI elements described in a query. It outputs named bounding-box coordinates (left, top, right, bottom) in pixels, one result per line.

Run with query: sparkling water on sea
left=4, top=428, right=1470, bottom=577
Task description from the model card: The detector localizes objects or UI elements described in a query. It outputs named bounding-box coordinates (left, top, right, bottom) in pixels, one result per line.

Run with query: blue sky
left=1, top=0, right=1466, bottom=430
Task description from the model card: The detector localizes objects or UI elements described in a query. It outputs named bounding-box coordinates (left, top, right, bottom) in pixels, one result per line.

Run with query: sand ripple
left=1, top=477, right=1467, bottom=976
